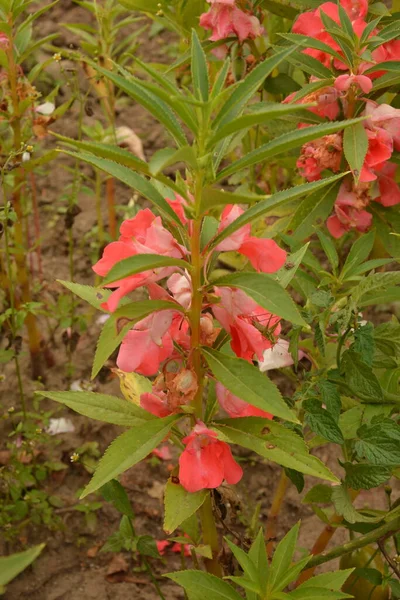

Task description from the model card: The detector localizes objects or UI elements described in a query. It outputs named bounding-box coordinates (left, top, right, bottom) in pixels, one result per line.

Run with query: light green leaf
left=191, top=29, right=209, bottom=102
left=340, top=230, right=375, bottom=280
left=270, top=523, right=299, bottom=591
left=166, top=570, right=243, bottom=600
left=38, top=390, right=151, bottom=426
left=58, top=280, right=112, bottom=311
left=331, top=485, right=382, bottom=523
left=0, top=545, right=45, bottom=588
left=148, top=146, right=197, bottom=175
left=81, top=415, right=179, bottom=498
left=288, top=181, right=341, bottom=241
left=164, top=481, right=207, bottom=534
left=202, top=348, right=298, bottom=423
left=102, top=254, right=190, bottom=286
left=343, top=122, right=368, bottom=184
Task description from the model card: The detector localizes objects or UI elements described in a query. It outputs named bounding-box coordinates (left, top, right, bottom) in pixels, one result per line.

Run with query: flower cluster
left=93, top=193, right=288, bottom=492
left=287, top=0, right=400, bottom=237
left=200, top=0, right=263, bottom=54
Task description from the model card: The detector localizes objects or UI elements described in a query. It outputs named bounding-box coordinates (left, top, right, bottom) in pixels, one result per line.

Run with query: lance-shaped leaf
left=202, top=348, right=298, bottom=423
left=212, top=272, right=306, bottom=326
left=288, top=180, right=341, bottom=241
left=93, top=64, right=187, bottom=146
left=149, top=146, right=198, bottom=175
left=164, top=481, right=208, bottom=534
left=214, top=418, right=339, bottom=482
left=0, top=545, right=45, bottom=590
left=208, top=174, right=345, bottom=250
left=62, top=151, right=181, bottom=225
left=81, top=415, right=179, bottom=498
left=209, top=103, right=315, bottom=145
left=58, top=280, right=113, bottom=311
left=279, top=33, right=345, bottom=63
left=343, top=121, right=368, bottom=184
left=39, top=390, right=152, bottom=426
left=213, top=45, right=296, bottom=130
left=216, top=119, right=363, bottom=182
left=166, top=571, right=243, bottom=600
left=191, top=29, right=209, bottom=102
left=102, top=254, right=190, bottom=286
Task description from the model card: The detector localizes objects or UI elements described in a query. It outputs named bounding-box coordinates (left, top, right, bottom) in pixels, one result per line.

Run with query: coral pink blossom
left=166, top=193, right=190, bottom=226
left=179, top=422, right=243, bottom=492
left=284, top=85, right=340, bottom=121
left=341, top=0, right=368, bottom=18
left=213, top=287, right=281, bottom=361
left=327, top=181, right=372, bottom=238
left=200, top=1, right=263, bottom=44
left=141, top=390, right=172, bottom=417
left=0, top=33, right=10, bottom=49
left=361, top=128, right=393, bottom=182
left=156, top=540, right=170, bottom=555
left=152, top=445, right=172, bottom=460
left=216, top=205, right=287, bottom=273
left=334, top=73, right=372, bottom=94
left=216, top=382, right=272, bottom=419
left=375, top=163, right=400, bottom=207
left=93, top=209, right=186, bottom=312
left=365, top=102, right=400, bottom=152
left=117, top=311, right=175, bottom=375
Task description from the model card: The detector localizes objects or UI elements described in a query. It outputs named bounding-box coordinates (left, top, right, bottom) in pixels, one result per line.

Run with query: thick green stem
left=190, top=215, right=204, bottom=419
left=303, top=516, right=400, bottom=571
left=200, top=494, right=223, bottom=577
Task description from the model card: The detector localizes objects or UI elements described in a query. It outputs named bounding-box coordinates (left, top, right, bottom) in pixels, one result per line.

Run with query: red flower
left=215, top=205, right=287, bottom=273
left=327, top=181, right=372, bottom=238
left=200, top=0, right=263, bottom=44
left=213, top=287, right=281, bottom=361
left=179, top=422, right=243, bottom=492
left=216, top=382, right=272, bottom=419
left=375, top=163, right=400, bottom=208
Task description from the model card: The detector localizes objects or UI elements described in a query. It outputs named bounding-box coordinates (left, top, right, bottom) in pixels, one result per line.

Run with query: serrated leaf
left=81, top=415, right=179, bottom=498
left=341, top=230, right=375, bottom=280
left=341, top=351, right=383, bottom=402
left=343, top=462, right=392, bottom=490
left=101, top=479, right=134, bottom=517
left=164, top=481, right=207, bottom=534
left=214, top=419, right=339, bottom=483
left=343, top=122, right=368, bottom=184
left=102, top=254, right=190, bottom=286
left=355, top=419, right=400, bottom=465
left=213, top=272, right=306, bottom=326
left=38, top=390, right=150, bottom=425
left=288, top=181, right=341, bottom=241
left=331, top=485, right=382, bottom=523
left=304, top=399, right=344, bottom=444
left=202, top=349, right=298, bottom=423
left=166, top=570, right=243, bottom=600
left=58, top=280, right=112, bottom=311
left=191, top=29, right=209, bottom=102
left=0, top=544, right=45, bottom=588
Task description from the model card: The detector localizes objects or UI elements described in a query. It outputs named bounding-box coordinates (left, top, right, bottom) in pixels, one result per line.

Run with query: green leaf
left=224, top=539, right=260, bottom=588
left=62, top=151, right=181, bottom=225
left=164, top=481, right=207, bottom=534
left=288, top=181, right=341, bottom=241
left=165, top=570, right=243, bottom=600
left=214, top=419, right=339, bottom=483
left=341, top=351, right=383, bottom=402
left=302, top=484, right=333, bottom=504
left=191, top=29, right=209, bottom=102
left=213, top=46, right=296, bottom=130
left=0, top=544, right=45, bottom=588
left=94, top=64, right=187, bottom=146
left=293, top=569, right=355, bottom=599
left=148, top=146, right=197, bottom=175
left=353, top=323, right=375, bottom=367
left=38, top=390, right=151, bottom=426
left=81, top=415, right=179, bottom=498
left=317, top=230, right=339, bottom=271
left=208, top=175, right=346, bottom=250
left=331, top=485, right=382, bottom=524
left=276, top=243, right=309, bottom=289
left=343, top=122, right=368, bottom=184
left=212, top=272, right=306, bottom=326
left=216, top=120, right=362, bottom=182
left=320, top=381, right=341, bottom=421
left=343, top=462, right=392, bottom=490
left=270, top=523, right=299, bottom=591
left=57, top=280, right=112, bottom=311
left=304, top=399, right=344, bottom=444
left=341, top=230, right=375, bottom=280
left=209, top=103, right=315, bottom=145
left=202, top=349, right=298, bottom=423
left=100, top=479, right=135, bottom=517
left=137, top=535, right=160, bottom=558
left=101, top=254, right=190, bottom=286
left=355, top=419, right=400, bottom=465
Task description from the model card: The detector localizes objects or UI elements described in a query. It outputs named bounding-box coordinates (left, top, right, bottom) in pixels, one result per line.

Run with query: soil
left=0, top=3, right=396, bottom=600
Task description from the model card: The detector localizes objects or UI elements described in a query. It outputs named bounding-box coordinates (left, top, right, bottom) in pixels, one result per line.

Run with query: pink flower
left=117, top=311, right=175, bottom=375
left=215, top=205, right=287, bottom=273
left=213, top=287, right=281, bottom=361
left=365, top=102, right=400, bottom=152
left=166, top=193, right=190, bottom=226
left=141, top=389, right=172, bottom=417
left=360, top=127, right=393, bottom=182
left=156, top=540, right=170, bottom=555
left=327, top=181, right=372, bottom=238
left=152, top=444, right=172, bottom=460
left=297, top=134, right=343, bottom=182
left=216, top=382, right=272, bottom=419
left=93, top=209, right=186, bottom=312
left=284, top=85, right=340, bottom=121
left=171, top=541, right=192, bottom=557
left=374, top=163, right=400, bottom=207
left=179, top=422, right=243, bottom=492
left=334, top=73, right=372, bottom=94
left=200, top=1, right=263, bottom=44
left=0, top=33, right=9, bottom=49
left=341, top=0, right=368, bottom=18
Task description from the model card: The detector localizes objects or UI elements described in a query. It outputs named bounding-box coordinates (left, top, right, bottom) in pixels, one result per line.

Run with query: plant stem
left=200, top=494, right=223, bottom=577
left=6, top=32, right=43, bottom=380
left=190, top=215, right=204, bottom=419
left=302, top=516, right=400, bottom=572
left=266, top=469, right=289, bottom=558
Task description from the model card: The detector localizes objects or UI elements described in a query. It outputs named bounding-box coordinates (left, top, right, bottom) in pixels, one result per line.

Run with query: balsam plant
left=0, top=0, right=397, bottom=597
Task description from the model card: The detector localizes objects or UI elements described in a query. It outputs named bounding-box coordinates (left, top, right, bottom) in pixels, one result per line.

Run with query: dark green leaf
left=102, top=254, right=190, bottom=286
left=100, top=479, right=134, bottom=517
left=355, top=419, right=400, bottom=465
left=343, top=122, right=368, bottom=183
left=343, top=462, right=392, bottom=490
left=304, top=399, right=344, bottom=444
